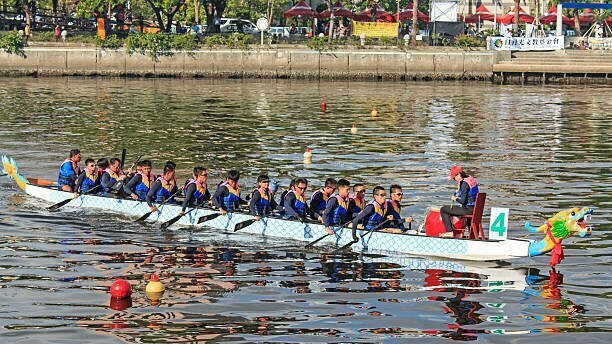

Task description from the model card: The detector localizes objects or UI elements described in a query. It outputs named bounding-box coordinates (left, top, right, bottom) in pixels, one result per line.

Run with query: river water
left=0, top=77, right=610, bottom=343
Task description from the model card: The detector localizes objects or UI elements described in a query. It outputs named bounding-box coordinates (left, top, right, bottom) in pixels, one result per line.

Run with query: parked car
left=219, top=18, right=259, bottom=34
left=268, top=26, right=289, bottom=37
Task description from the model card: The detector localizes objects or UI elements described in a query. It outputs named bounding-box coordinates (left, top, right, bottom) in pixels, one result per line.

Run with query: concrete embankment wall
left=0, top=48, right=509, bottom=80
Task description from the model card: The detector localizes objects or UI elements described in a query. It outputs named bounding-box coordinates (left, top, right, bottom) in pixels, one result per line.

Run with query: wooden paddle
left=135, top=188, right=182, bottom=223
left=120, top=148, right=127, bottom=170
left=47, top=184, right=102, bottom=211
left=305, top=219, right=352, bottom=248
left=196, top=211, right=222, bottom=224
left=160, top=198, right=209, bottom=230
left=332, top=219, right=390, bottom=254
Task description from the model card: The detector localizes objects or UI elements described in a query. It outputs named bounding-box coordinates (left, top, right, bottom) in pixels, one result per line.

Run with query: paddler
left=100, top=158, right=126, bottom=194
left=73, top=158, right=99, bottom=196
left=180, top=166, right=211, bottom=215
left=351, top=186, right=393, bottom=240
left=123, top=160, right=154, bottom=200
left=440, top=165, right=479, bottom=235
left=284, top=177, right=321, bottom=222
left=385, top=184, right=413, bottom=234
left=146, top=164, right=178, bottom=212
left=323, top=179, right=352, bottom=235
left=212, top=170, right=247, bottom=215
left=248, top=174, right=278, bottom=220
left=57, top=149, right=81, bottom=192
left=278, top=179, right=296, bottom=211
left=309, top=178, right=337, bottom=218
left=349, top=183, right=366, bottom=216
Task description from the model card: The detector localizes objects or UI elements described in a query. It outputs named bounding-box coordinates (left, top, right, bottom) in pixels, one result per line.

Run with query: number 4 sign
left=489, top=208, right=509, bottom=240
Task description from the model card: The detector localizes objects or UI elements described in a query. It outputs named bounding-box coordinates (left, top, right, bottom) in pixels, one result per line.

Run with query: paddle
left=120, top=148, right=127, bottom=170
left=135, top=188, right=182, bottom=223
left=332, top=219, right=390, bottom=254
left=160, top=198, right=209, bottom=230
left=196, top=211, right=222, bottom=224
left=47, top=184, right=102, bottom=211
left=305, top=219, right=352, bottom=248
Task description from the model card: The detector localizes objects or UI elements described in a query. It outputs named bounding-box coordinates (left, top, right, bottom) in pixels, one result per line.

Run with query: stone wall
left=0, top=48, right=509, bottom=80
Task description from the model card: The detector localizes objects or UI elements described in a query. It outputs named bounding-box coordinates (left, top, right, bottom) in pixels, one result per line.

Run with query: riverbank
left=0, top=45, right=508, bottom=81
left=1, top=45, right=611, bottom=83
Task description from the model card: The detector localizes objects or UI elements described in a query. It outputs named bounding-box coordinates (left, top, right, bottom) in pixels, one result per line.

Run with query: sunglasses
left=296, top=186, right=306, bottom=191
left=355, top=190, right=365, bottom=194
left=392, top=192, right=404, bottom=196
left=375, top=193, right=386, bottom=197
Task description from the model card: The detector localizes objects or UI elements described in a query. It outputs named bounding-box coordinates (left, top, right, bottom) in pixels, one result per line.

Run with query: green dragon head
left=549, top=207, right=594, bottom=239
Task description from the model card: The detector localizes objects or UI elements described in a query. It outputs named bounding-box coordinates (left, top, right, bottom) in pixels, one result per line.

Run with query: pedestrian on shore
left=24, top=24, right=30, bottom=46
left=61, top=27, right=67, bottom=43
left=54, top=24, right=61, bottom=42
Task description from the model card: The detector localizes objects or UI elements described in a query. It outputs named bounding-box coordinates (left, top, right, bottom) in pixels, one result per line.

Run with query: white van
left=219, top=18, right=259, bottom=34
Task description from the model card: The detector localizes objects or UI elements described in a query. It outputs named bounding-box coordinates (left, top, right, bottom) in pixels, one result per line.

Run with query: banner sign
left=488, top=207, right=509, bottom=241
left=488, top=36, right=564, bottom=51
left=351, top=22, right=399, bottom=38
left=588, top=37, right=612, bottom=50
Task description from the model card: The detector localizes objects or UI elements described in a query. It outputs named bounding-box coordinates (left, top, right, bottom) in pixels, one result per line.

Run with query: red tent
left=317, top=1, right=354, bottom=19
left=496, top=5, right=534, bottom=24
left=473, top=4, right=495, bottom=22
left=539, top=5, right=573, bottom=26
left=283, top=1, right=316, bottom=18
left=397, top=3, right=429, bottom=22
left=579, top=8, right=595, bottom=25
left=353, top=5, right=395, bottom=22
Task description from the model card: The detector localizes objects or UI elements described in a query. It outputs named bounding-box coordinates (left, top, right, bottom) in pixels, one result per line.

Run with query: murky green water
left=0, top=77, right=610, bottom=342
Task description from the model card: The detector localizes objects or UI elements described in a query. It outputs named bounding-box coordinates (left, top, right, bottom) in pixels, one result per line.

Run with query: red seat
left=455, top=193, right=487, bottom=240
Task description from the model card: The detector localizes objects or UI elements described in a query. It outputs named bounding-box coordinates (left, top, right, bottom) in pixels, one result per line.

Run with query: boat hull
left=23, top=183, right=531, bottom=261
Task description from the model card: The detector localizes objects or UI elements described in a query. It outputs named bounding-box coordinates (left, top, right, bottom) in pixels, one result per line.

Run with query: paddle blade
left=197, top=213, right=221, bottom=224
left=305, top=233, right=330, bottom=248
left=135, top=211, right=153, bottom=223
left=233, top=219, right=257, bottom=232
left=160, top=215, right=182, bottom=230
left=47, top=198, right=72, bottom=211
left=332, top=240, right=357, bottom=254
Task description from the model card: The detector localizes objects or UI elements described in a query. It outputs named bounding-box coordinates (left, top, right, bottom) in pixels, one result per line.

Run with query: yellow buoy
left=371, top=107, right=378, bottom=116
left=145, top=274, right=165, bottom=293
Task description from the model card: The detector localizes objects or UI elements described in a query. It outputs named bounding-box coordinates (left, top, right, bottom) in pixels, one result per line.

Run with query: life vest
left=80, top=168, right=98, bottom=193
left=279, top=189, right=290, bottom=208
left=457, top=176, right=479, bottom=207
left=134, top=171, right=155, bottom=200
left=184, top=178, right=208, bottom=206
left=388, top=199, right=405, bottom=229
left=251, top=188, right=272, bottom=215
left=287, top=190, right=306, bottom=217
left=102, top=168, right=122, bottom=192
left=57, top=158, right=80, bottom=187
left=154, top=176, right=176, bottom=203
left=310, top=188, right=330, bottom=213
left=364, top=200, right=388, bottom=230
left=220, top=181, right=240, bottom=211
left=327, top=194, right=349, bottom=226
left=351, top=196, right=365, bottom=214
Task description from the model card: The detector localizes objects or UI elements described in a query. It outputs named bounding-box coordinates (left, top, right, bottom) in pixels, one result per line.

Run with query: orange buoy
left=350, top=124, right=358, bottom=134
left=109, top=279, right=132, bottom=299
left=371, top=107, right=378, bottom=116
left=321, top=102, right=327, bottom=111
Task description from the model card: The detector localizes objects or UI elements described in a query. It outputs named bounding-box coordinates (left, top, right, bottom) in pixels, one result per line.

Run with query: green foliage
left=379, top=36, right=396, bottom=46
left=126, top=32, right=173, bottom=60
left=479, top=28, right=500, bottom=39
left=0, top=31, right=25, bottom=56
left=32, top=31, right=55, bottom=42
left=170, top=34, right=197, bottom=51
left=96, top=34, right=123, bottom=49
left=306, top=35, right=336, bottom=52
left=225, top=33, right=251, bottom=50
left=205, top=34, right=226, bottom=48
left=454, top=34, right=483, bottom=49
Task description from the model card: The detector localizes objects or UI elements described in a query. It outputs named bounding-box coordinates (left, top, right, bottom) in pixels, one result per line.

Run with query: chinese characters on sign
left=487, top=36, right=565, bottom=51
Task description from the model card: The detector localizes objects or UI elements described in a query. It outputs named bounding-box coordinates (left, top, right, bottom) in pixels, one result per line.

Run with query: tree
left=201, top=0, right=227, bottom=32
left=410, top=0, right=418, bottom=46
left=513, top=0, right=519, bottom=35
left=143, top=0, right=186, bottom=32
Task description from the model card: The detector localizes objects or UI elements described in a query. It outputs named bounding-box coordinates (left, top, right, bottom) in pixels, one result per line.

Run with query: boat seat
left=455, top=193, right=487, bottom=240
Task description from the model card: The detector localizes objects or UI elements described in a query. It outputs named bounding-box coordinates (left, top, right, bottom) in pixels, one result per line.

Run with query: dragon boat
left=1, top=155, right=594, bottom=264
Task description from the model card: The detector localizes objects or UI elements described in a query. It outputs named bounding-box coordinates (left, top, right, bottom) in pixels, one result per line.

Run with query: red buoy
left=321, top=102, right=327, bottom=111
left=109, top=279, right=132, bottom=299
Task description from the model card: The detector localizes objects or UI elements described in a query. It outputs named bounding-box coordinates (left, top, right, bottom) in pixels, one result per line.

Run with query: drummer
left=439, top=165, right=479, bottom=235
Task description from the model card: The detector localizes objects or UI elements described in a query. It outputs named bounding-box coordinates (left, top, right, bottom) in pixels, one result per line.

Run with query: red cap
left=150, top=274, right=159, bottom=282
left=448, top=165, right=463, bottom=181
left=305, top=148, right=311, bottom=152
